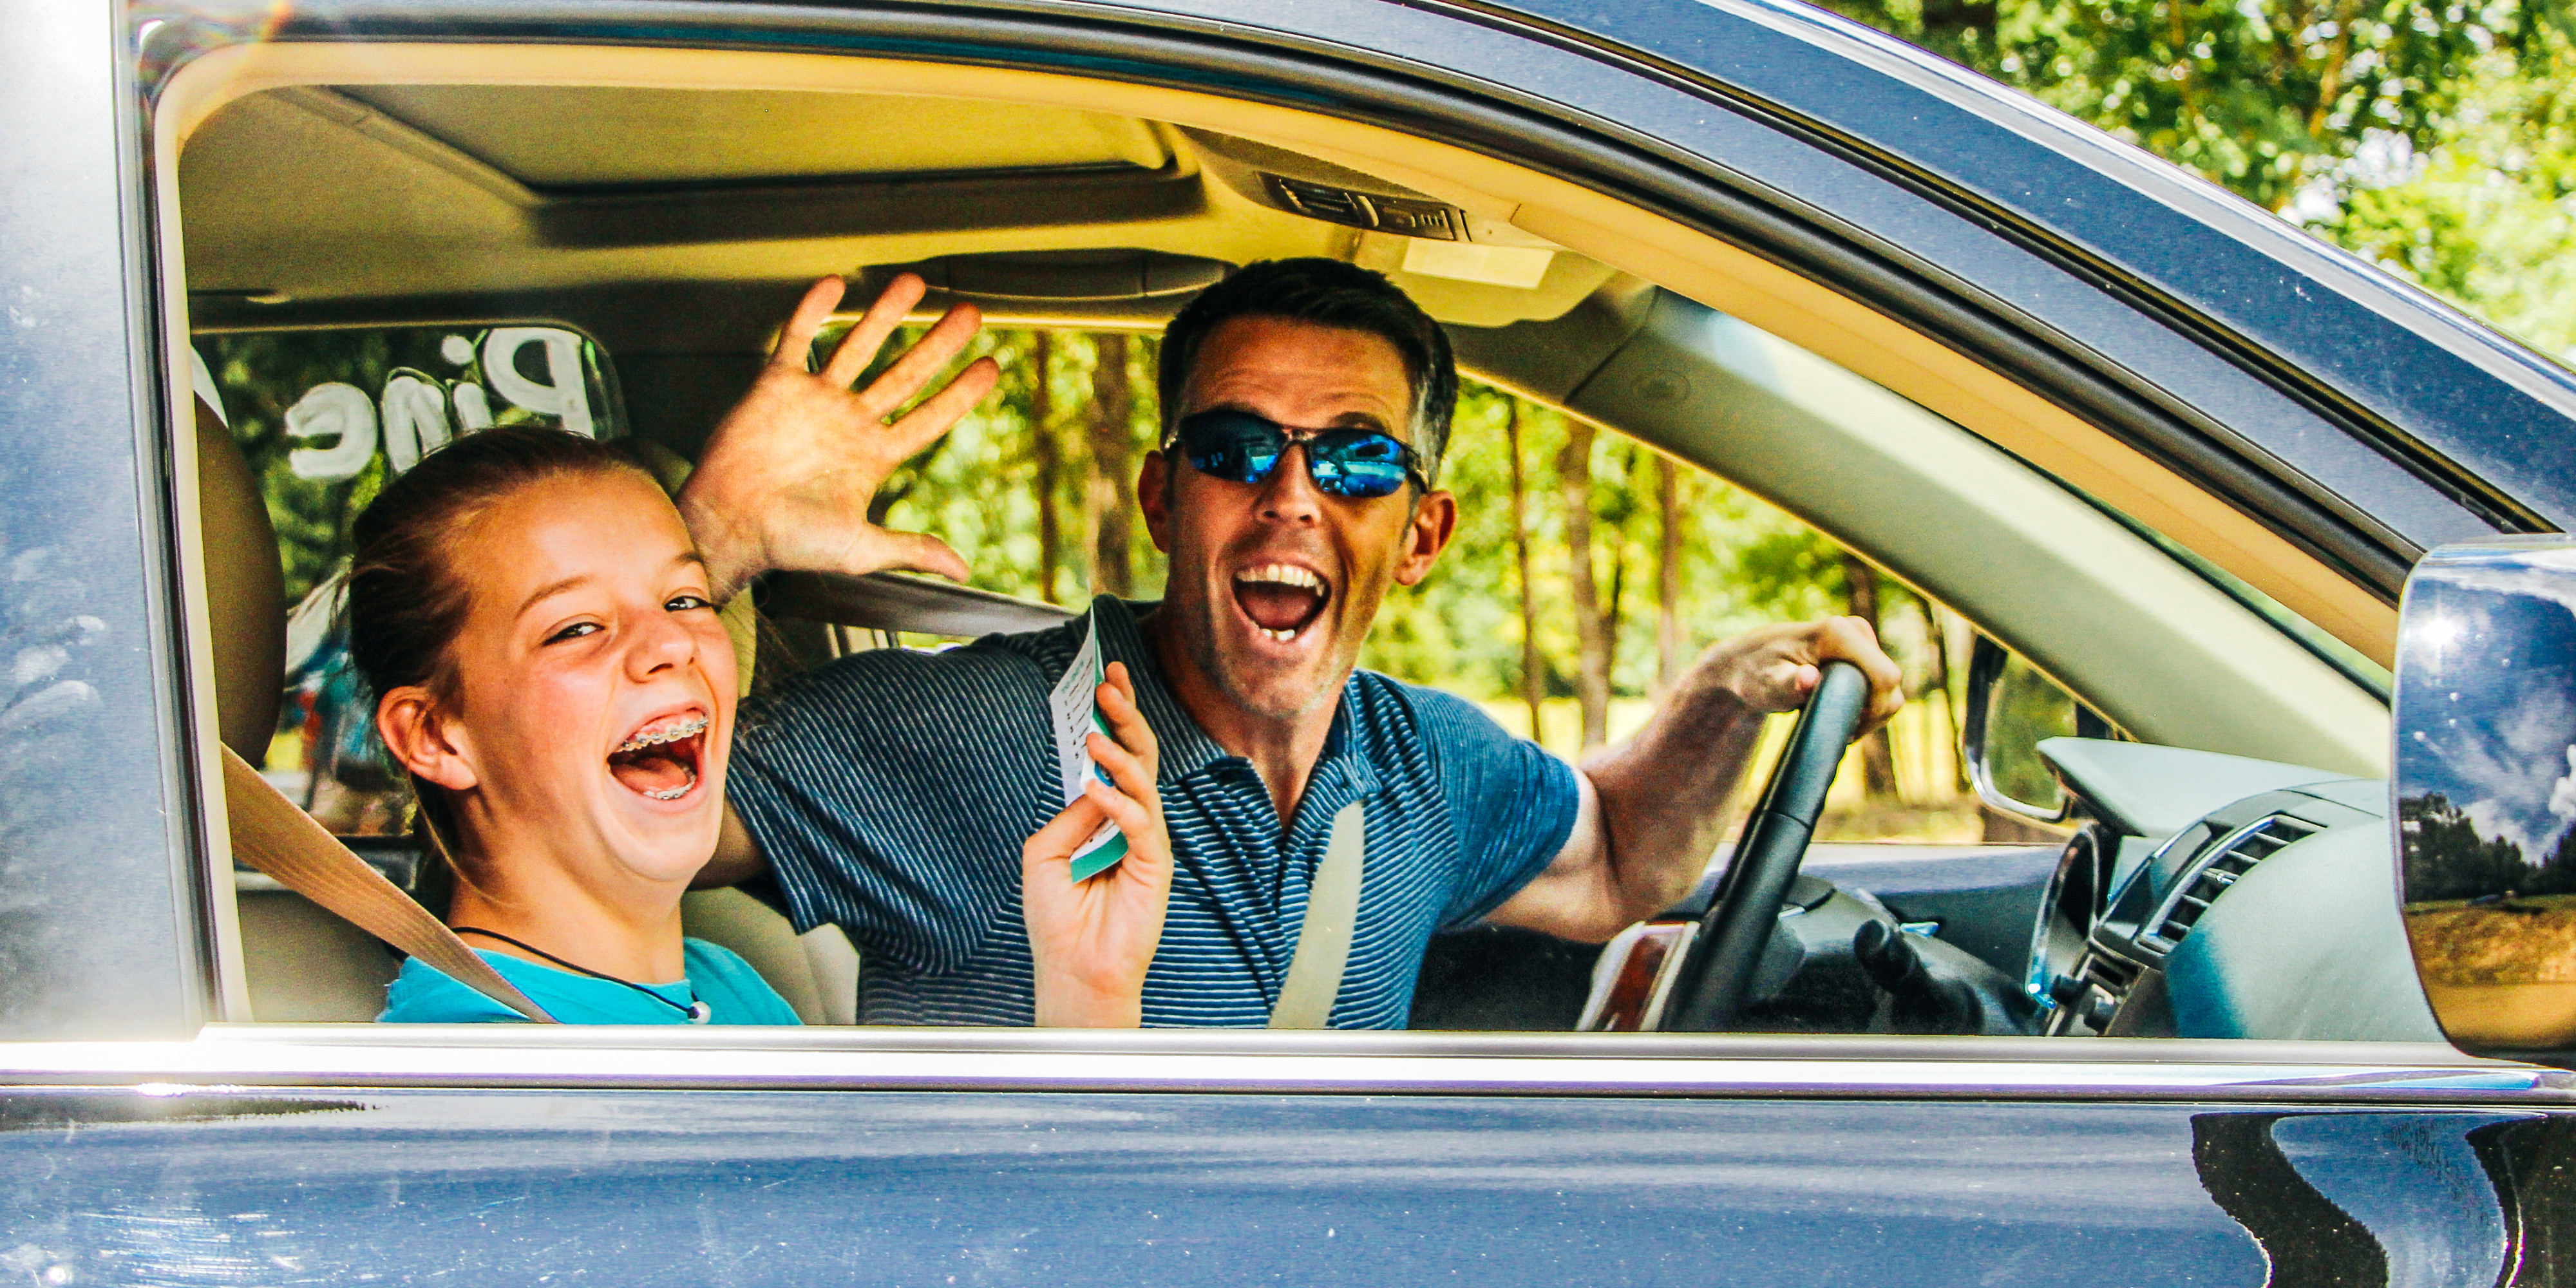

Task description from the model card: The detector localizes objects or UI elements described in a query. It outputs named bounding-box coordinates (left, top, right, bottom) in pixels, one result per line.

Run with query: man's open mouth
left=1232, top=562, right=1331, bottom=641
left=608, top=712, right=709, bottom=802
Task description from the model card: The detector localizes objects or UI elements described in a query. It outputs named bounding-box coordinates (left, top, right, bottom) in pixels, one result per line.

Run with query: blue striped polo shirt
left=725, top=595, right=1580, bottom=1027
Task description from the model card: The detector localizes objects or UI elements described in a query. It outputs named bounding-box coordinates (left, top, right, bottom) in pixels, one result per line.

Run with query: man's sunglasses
left=1168, top=409, right=1428, bottom=500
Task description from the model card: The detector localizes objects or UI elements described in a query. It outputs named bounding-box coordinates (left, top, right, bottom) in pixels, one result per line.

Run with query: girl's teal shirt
left=377, top=937, right=802, bottom=1025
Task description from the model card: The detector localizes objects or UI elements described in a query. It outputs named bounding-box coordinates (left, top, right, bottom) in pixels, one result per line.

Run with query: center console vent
left=2136, top=814, right=2320, bottom=956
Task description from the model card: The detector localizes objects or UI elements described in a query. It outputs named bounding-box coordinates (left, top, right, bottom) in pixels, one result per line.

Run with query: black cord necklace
left=451, top=927, right=712, bottom=1023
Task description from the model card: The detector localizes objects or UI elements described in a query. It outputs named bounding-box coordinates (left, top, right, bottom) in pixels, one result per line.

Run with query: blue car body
left=6, top=0, right=2576, bottom=1282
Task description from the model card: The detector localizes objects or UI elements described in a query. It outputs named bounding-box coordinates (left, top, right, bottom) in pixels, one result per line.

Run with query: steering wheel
left=1661, top=659, right=1874, bottom=1032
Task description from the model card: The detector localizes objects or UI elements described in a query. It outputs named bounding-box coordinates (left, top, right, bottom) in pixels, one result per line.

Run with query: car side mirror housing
left=2396, top=536, right=2576, bottom=1057
left=1962, top=635, right=2111, bottom=824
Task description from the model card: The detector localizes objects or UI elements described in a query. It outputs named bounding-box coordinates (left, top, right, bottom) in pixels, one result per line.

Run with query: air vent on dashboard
left=2136, top=815, right=2321, bottom=955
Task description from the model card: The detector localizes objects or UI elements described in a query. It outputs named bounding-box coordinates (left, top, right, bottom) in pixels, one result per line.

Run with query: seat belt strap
left=1269, top=800, right=1365, bottom=1030
left=220, top=744, right=558, bottom=1023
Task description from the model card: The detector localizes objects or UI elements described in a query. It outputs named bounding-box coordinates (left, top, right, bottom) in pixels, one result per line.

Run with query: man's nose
left=1254, top=442, right=1327, bottom=524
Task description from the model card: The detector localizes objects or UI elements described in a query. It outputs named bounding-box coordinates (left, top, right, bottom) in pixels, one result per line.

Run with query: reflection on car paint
left=3, top=1089, right=2273, bottom=1287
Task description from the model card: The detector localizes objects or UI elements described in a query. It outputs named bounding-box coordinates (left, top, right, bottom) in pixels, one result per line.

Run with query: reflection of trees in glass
left=1985, top=654, right=2074, bottom=811
left=199, top=327, right=610, bottom=607
left=2401, top=791, right=2576, bottom=902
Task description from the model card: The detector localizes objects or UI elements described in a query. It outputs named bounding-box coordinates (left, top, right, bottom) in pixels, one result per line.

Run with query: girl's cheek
left=506, top=659, right=616, bottom=748
left=694, top=621, right=742, bottom=701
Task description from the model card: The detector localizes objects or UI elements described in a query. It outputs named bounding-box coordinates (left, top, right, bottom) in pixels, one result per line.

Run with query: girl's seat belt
left=220, top=744, right=558, bottom=1023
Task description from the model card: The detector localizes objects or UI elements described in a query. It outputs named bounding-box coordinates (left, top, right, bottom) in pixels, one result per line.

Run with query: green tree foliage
left=1355, top=384, right=1850, bottom=705
left=2313, top=41, right=2576, bottom=360
left=1831, top=0, right=2570, bottom=211
left=204, top=327, right=610, bottom=608
left=848, top=326, right=1167, bottom=607
left=204, top=330, right=407, bottom=607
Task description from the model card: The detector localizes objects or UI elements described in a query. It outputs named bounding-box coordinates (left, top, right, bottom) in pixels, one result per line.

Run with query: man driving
left=683, top=258, right=1904, bottom=1027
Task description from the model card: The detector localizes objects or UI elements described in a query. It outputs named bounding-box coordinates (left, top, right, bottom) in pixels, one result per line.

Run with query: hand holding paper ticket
left=1021, top=658, right=1174, bottom=1027
left=1048, top=611, right=1130, bottom=881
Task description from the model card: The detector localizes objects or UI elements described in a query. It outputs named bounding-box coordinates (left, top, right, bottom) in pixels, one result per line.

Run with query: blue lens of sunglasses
left=1177, top=411, right=1417, bottom=500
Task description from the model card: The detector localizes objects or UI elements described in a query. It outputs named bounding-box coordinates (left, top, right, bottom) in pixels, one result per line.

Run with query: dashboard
left=1537, top=736, right=2443, bottom=1042
left=2025, top=739, right=2443, bottom=1044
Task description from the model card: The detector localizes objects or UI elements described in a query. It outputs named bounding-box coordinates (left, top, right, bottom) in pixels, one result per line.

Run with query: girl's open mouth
left=607, top=712, right=709, bottom=802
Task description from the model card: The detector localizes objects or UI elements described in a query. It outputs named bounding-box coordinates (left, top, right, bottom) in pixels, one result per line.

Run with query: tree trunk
left=1030, top=332, right=1062, bottom=605
left=1602, top=445, right=1638, bottom=685
left=1506, top=401, right=1546, bottom=742
left=1558, top=419, right=1612, bottom=750
left=1656, top=453, right=1685, bottom=696
left=1922, top=596, right=1967, bottom=795
left=1844, top=550, right=1899, bottom=799
left=1604, top=529, right=1626, bottom=701
left=1086, top=333, right=1135, bottom=598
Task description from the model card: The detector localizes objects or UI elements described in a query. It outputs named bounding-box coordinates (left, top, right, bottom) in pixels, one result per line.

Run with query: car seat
left=199, top=397, right=858, bottom=1023
left=194, top=392, right=402, bottom=1020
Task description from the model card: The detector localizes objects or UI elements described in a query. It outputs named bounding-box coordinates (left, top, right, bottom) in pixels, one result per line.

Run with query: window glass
left=166, top=70, right=2331, bottom=1039
left=196, top=325, right=620, bottom=838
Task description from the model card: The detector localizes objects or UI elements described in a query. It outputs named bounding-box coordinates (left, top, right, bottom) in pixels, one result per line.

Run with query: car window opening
left=171, top=57, right=2401, bottom=1043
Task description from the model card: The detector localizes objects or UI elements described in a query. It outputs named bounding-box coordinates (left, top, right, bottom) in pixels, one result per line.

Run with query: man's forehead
left=1179, top=316, right=1414, bottom=431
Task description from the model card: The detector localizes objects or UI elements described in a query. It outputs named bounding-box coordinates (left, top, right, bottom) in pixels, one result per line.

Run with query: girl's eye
left=544, top=621, right=601, bottom=645
left=667, top=594, right=713, bottom=613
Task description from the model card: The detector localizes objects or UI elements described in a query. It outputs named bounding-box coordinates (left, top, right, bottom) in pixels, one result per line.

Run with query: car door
left=7, top=0, right=2576, bottom=1283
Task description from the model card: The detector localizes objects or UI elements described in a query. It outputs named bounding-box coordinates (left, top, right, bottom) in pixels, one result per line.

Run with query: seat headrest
left=196, top=397, right=285, bottom=761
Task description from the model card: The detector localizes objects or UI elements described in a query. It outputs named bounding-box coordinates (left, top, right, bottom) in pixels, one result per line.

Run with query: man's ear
left=376, top=686, right=480, bottom=793
left=1138, top=450, right=1175, bottom=554
left=1393, top=488, right=1459, bottom=587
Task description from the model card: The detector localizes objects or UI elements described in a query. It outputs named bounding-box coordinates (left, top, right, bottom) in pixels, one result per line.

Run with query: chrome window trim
left=0, top=1027, right=2560, bottom=1105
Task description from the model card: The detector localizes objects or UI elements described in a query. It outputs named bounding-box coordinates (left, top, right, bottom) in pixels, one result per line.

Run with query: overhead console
left=177, top=73, right=1614, bottom=332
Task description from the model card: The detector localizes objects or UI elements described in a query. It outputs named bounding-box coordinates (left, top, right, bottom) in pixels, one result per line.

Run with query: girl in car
left=350, top=425, right=1171, bottom=1025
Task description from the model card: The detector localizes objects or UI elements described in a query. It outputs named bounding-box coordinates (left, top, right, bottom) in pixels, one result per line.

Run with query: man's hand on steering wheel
left=1701, top=616, right=1906, bottom=731
left=1486, top=614, right=1908, bottom=946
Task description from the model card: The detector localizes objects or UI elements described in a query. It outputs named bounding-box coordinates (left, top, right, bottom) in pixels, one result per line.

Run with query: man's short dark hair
left=1157, top=258, right=1458, bottom=484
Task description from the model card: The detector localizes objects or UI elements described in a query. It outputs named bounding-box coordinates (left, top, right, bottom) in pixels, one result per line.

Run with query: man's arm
left=679, top=274, right=999, bottom=890
left=1485, top=616, right=1904, bottom=943
left=690, top=802, right=769, bottom=889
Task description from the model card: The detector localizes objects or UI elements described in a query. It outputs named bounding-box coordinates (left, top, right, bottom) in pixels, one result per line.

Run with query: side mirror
left=1962, top=636, right=2112, bottom=824
left=2396, top=536, right=2576, bottom=1056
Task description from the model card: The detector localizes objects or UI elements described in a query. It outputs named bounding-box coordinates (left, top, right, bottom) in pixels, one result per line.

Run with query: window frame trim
left=1, top=1026, right=2555, bottom=1106
left=128, top=6, right=2429, bottom=1066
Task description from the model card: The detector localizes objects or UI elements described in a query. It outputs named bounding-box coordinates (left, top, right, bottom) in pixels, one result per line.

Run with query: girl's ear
left=376, top=685, right=480, bottom=792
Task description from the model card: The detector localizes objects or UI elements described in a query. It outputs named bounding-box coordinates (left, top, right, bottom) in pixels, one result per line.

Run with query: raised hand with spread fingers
left=678, top=273, right=1001, bottom=601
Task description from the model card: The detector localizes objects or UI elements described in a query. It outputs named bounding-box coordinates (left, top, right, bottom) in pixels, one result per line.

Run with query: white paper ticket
left=1047, top=609, right=1130, bottom=881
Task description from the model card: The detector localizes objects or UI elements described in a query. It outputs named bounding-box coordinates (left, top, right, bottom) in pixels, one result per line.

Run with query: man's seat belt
left=220, top=744, right=558, bottom=1023
left=1269, top=800, right=1364, bottom=1029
